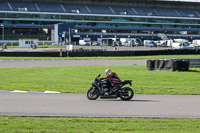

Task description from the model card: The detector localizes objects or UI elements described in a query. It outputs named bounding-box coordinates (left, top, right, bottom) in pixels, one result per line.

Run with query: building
left=1, top=0, right=200, bottom=43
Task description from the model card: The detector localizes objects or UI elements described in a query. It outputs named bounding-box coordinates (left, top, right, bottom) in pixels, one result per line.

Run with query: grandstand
left=1, top=0, right=200, bottom=43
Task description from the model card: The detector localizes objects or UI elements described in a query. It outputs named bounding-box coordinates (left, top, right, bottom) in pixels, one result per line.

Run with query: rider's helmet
left=105, top=69, right=112, bottom=76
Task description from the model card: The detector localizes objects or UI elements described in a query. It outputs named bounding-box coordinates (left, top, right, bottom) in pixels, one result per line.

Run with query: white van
left=79, top=39, right=91, bottom=46
left=120, top=38, right=133, bottom=47
left=192, top=40, right=200, bottom=46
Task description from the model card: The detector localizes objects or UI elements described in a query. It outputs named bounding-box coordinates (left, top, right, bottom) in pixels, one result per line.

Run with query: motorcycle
left=87, top=74, right=134, bottom=101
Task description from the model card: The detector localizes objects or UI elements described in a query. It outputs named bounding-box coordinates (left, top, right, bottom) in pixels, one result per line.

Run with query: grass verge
left=0, top=117, right=200, bottom=133
left=0, top=65, right=199, bottom=94
left=0, top=54, right=200, bottom=60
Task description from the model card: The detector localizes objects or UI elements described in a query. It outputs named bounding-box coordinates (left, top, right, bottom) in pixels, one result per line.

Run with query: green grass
left=6, top=46, right=19, bottom=48
left=0, top=54, right=200, bottom=60
left=0, top=65, right=199, bottom=94
left=0, top=117, right=200, bottom=133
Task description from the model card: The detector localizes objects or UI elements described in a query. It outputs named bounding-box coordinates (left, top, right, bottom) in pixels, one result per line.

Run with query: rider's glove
left=100, top=78, right=103, bottom=80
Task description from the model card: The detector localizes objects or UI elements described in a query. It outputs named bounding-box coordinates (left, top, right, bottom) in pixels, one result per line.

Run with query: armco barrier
left=188, top=59, right=200, bottom=68
left=0, top=49, right=200, bottom=57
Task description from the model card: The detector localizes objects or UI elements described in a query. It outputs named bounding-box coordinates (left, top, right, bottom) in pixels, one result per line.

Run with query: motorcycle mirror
left=97, top=74, right=101, bottom=77
left=129, top=80, right=132, bottom=86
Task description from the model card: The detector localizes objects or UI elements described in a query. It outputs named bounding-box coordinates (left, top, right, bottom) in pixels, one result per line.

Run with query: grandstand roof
left=3, top=0, right=200, bottom=3
left=2, top=0, right=200, bottom=8
left=160, top=0, right=200, bottom=2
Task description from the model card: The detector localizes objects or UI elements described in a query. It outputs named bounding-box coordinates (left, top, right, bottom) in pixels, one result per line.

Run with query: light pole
left=128, top=35, right=132, bottom=48
left=62, top=31, right=66, bottom=45
left=68, top=28, right=75, bottom=47
left=1, top=24, right=4, bottom=40
left=68, top=28, right=71, bottom=45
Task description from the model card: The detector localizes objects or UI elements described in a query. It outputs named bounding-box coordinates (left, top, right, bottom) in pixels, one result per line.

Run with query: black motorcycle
left=87, top=74, right=134, bottom=101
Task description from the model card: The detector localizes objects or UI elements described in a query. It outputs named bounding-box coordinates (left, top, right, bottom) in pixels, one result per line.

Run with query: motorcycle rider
left=100, top=69, right=121, bottom=94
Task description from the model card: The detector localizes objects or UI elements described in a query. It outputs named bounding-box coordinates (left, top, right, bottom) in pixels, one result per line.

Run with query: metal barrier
left=189, top=59, right=200, bottom=68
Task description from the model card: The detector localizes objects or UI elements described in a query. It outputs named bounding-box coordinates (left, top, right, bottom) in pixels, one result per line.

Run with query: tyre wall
left=0, top=49, right=199, bottom=57
left=147, top=59, right=190, bottom=71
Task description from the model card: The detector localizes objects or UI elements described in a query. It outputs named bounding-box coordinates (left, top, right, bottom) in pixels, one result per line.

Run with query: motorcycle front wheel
left=119, top=87, right=134, bottom=101
left=87, top=87, right=99, bottom=100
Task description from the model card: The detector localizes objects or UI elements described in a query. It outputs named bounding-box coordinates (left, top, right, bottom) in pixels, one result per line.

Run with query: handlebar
left=97, top=74, right=101, bottom=77
left=95, top=74, right=101, bottom=81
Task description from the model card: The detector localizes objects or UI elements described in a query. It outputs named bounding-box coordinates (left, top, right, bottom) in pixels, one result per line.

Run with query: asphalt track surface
left=0, top=59, right=147, bottom=68
left=0, top=93, right=200, bottom=118
left=0, top=59, right=200, bottom=118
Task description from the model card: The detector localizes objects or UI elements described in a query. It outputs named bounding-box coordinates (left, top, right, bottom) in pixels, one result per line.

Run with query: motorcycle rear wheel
left=119, top=87, right=134, bottom=101
left=87, top=87, right=99, bottom=100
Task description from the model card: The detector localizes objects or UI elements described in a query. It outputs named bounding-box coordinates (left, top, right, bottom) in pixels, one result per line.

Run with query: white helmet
left=105, top=69, right=112, bottom=76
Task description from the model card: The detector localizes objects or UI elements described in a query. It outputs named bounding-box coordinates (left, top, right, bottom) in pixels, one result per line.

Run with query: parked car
left=144, top=40, right=157, bottom=47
